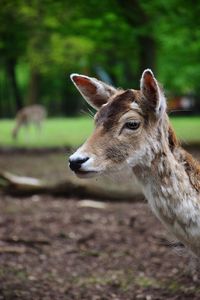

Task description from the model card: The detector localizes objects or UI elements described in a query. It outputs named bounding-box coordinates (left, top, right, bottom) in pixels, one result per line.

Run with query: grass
left=170, top=116, right=200, bottom=144
left=0, top=117, right=93, bottom=148
left=0, top=116, right=199, bottom=148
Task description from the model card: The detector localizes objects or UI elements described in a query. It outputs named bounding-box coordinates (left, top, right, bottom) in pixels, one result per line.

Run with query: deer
left=68, top=69, right=200, bottom=260
left=12, top=105, right=47, bottom=139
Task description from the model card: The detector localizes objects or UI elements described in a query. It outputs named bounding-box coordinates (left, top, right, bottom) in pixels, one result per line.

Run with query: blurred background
left=0, top=0, right=200, bottom=116
left=0, top=0, right=199, bottom=148
left=0, top=1, right=200, bottom=299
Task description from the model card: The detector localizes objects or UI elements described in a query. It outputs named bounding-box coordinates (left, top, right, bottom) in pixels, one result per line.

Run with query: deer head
left=69, top=70, right=169, bottom=178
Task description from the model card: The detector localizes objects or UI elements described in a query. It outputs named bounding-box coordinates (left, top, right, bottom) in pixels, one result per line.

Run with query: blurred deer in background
left=69, top=70, right=200, bottom=260
left=12, top=105, right=47, bottom=139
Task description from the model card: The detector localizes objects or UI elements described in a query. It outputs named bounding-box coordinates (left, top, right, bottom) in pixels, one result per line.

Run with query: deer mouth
left=74, top=170, right=98, bottom=178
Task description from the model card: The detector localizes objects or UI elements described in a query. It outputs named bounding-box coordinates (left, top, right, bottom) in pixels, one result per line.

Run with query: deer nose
left=69, top=157, right=89, bottom=171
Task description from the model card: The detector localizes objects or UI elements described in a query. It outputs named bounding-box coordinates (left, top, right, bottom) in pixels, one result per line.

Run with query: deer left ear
left=70, top=74, right=117, bottom=110
left=140, top=69, right=166, bottom=117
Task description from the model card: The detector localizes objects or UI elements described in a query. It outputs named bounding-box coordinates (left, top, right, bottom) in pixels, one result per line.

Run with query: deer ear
left=70, top=74, right=117, bottom=110
left=140, top=69, right=166, bottom=117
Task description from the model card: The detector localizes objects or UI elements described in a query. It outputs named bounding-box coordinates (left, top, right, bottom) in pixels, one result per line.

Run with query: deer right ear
left=70, top=74, right=117, bottom=110
left=140, top=69, right=166, bottom=118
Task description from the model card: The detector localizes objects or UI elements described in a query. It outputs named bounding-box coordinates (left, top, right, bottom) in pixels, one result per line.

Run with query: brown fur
left=168, top=124, right=179, bottom=151
left=95, top=90, right=135, bottom=130
left=164, top=120, right=200, bottom=193
left=181, top=150, right=200, bottom=192
left=12, top=105, right=46, bottom=139
left=105, top=142, right=129, bottom=163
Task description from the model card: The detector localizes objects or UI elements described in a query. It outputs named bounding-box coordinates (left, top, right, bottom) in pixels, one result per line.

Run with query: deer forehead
left=95, top=89, right=143, bottom=130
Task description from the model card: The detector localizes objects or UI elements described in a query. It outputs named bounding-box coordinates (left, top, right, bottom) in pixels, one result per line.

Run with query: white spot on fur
left=130, top=102, right=139, bottom=110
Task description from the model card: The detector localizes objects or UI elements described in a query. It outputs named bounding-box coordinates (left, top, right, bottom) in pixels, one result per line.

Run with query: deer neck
left=133, top=145, right=193, bottom=204
left=132, top=118, right=194, bottom=203
left=132, top=124, right=200, bottom=255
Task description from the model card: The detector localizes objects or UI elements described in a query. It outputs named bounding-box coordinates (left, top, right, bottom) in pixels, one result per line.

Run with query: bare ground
left=0, top=147, right=199, bottom=300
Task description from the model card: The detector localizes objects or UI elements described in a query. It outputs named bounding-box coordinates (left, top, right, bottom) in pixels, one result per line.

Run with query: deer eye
left=125, top=121, right=140, bottom=130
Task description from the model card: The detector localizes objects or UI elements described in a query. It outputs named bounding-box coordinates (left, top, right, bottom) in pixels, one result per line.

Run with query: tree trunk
left=138, top=35, right=156, bottom=76
left=6, top=58, right=23, bottom=110
left=116, top=0, right=157, bottom=81
left=27, top=69, right=41, bottom=105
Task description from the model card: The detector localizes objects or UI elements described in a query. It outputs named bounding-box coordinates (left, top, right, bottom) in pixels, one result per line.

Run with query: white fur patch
left=69, top=146, right=101, bottom=172
left=130, top=102, right=139, bottom=110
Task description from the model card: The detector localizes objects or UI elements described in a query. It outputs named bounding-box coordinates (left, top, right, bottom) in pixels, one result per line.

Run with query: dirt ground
left=0, top=147, right=199, bottom=300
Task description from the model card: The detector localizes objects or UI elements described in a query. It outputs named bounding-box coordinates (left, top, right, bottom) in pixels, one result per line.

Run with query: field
left=170, top=117, right=200, bottom=144
left=0, top=118, right=93, bottom=148
left=0, top=116, right=199, bottom=148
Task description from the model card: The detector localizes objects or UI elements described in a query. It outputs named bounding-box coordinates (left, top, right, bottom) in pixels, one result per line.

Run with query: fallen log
left=0, top=171, right=142, bottom=201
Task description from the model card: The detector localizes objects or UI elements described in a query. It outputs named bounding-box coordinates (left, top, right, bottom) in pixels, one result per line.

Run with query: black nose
left=69, top=157, right=89, bottom=171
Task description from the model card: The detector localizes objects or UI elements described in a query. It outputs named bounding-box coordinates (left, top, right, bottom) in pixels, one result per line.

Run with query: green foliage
left=0, top=0, right=200, bottom=116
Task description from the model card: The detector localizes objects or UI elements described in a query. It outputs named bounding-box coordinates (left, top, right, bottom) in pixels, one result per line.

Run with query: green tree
left=0, top=0, right=30, bottom=110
